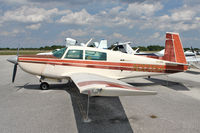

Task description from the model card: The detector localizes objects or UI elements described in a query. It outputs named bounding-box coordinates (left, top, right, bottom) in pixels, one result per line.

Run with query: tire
left=40, top=82, right=49, bottom=90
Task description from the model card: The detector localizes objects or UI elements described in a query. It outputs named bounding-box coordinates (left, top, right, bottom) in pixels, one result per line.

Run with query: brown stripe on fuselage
left=18, top=56, right=187, bottom=73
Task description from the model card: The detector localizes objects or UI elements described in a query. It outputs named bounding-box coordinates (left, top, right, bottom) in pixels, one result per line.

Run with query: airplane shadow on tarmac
left=128, top=77, right=189, bottom=91
left=19, top=82, right=134, bottom=133
left=185, top=70, right=200, bottom=75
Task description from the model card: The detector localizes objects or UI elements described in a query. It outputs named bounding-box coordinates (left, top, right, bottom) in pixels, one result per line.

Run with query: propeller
left=12, top=64, right=18, bottom=83
left=7, top=47, right=19, bottom=83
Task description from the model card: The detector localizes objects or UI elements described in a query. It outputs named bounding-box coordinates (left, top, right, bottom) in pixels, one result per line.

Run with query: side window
left=85, top=50, right=107, bottom=61
left=65, top=50, right=83, bottom=59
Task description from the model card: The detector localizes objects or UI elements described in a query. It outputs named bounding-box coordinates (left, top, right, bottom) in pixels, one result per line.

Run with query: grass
left=0, top=50, right=51, bottom=55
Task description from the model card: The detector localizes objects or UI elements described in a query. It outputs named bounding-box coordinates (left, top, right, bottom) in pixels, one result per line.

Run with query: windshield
left=53, top=47, right=67, bottom=58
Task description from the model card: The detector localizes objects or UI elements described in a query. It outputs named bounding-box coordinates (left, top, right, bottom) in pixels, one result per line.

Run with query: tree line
left=132, top=45, right=199, bottom=51
left=0, top=45, right=65, bottom=50
left=0, top=45, right=199, bottom=51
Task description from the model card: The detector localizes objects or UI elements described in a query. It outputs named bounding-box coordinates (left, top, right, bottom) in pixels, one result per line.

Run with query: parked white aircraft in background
left=37, top=37, right=92, bottom=55
left=37, top=49, right=60, bottom=55
left=141, top=48, right=197, bottom=57
left=111, top=42, right=139, bottom=54
left=65, top=38, right=78, bottom=47
left=135, top=48, right=200, bottom=69
left=109, top=38, right=200, bottom=69
left=134, top=49, right=165, bottom=56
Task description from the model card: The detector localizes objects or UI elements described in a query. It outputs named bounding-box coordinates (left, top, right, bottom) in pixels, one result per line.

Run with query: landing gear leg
left=83, top=91, right=91, bottom=123
left=40, top=82, right=49, bottom=90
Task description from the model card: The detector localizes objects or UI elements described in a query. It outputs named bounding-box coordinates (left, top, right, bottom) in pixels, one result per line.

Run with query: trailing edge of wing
left=70, top=73, right=157, bottom=96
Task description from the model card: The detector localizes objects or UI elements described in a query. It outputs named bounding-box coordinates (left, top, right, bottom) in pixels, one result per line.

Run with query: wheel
left=40, top=82, right=49, bottom=90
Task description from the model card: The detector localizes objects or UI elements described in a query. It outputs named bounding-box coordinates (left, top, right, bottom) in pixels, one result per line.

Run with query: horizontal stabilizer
left=165, top=61, right=189, bottom=66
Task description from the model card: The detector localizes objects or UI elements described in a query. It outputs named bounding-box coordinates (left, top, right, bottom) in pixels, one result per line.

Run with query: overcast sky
left=0, top=0, right=199, bottom=48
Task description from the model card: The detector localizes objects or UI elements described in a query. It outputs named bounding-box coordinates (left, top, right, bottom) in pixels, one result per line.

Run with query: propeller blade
left=12, top=64, right=18, bottom=83
left=9, top=45, right=20, bottom=83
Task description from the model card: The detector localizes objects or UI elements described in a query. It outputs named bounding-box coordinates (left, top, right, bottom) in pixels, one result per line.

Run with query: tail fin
left=163, top=32, right=187, bottom=64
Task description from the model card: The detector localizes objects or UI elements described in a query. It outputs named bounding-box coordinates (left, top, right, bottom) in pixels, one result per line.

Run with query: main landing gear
left=84, top=91, right=91, bottom=123
left=40, top=82, right=49, bottom=90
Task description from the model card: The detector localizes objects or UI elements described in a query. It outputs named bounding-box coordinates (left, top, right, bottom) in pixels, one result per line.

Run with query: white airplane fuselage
left=18, top=46, right=187, bottom=81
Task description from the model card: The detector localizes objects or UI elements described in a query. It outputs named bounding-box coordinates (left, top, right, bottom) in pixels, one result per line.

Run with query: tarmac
left=0, top=55, right=200, bottom=133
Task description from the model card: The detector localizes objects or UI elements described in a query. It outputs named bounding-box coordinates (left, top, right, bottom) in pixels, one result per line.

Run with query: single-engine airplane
left=7, top=32, right=188, bottom=122
left=7, top=32, right=188, bottom=97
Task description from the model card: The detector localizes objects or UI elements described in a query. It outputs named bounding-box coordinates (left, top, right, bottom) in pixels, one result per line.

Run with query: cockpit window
left=65, top=50, right=83, bottom=59
left=53, top=47, right=67, bottom=58
left=85, top=50, right=107, bottom=61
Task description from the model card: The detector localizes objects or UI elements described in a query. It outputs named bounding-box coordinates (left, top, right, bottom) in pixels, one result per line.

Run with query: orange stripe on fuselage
left=18, top=56, right=187, bottom=73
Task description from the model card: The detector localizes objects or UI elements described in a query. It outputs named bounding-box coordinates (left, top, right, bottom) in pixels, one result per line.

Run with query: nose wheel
left=40, top=82, right=49, bottom=90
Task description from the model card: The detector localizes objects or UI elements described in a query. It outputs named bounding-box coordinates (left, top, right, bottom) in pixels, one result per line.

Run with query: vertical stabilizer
left=163, top=32, right=187, bottom=64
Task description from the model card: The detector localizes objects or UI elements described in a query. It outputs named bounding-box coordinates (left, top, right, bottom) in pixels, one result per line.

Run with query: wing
left=70, top=73, right=157, bottom=96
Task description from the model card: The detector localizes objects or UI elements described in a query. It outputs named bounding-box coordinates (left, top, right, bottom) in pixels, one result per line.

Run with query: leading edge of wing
left=70, top=73, right=157, bottom=96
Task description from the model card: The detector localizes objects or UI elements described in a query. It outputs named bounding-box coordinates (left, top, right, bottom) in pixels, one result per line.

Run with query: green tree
left=138, top=46, right=148, bottom=51
left=147, top=45, right=164, bottom=51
